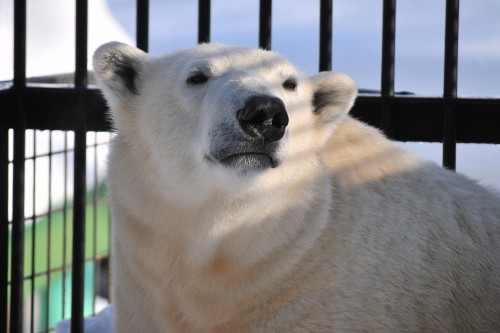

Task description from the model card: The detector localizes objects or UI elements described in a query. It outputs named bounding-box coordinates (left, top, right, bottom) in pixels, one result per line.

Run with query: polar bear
left=93, top=42, right=500, bottom=333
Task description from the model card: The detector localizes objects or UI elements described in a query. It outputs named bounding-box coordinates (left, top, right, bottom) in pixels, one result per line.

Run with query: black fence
left=1, top=0, right=499, bottom=333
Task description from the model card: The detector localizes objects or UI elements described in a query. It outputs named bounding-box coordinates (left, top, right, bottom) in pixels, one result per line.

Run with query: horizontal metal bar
left=0, top=88, right=499, bottom=144
left=352, top=95, right=500, bottom=144
left=0, top=87, right=110, bottom=131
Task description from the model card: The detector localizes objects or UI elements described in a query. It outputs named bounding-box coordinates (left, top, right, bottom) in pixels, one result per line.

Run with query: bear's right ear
left=92, top=42, right=148, bottom=102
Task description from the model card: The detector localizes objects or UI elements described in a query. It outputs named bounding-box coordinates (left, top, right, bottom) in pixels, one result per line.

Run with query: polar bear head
left=93, top=42, right=356, bottom=203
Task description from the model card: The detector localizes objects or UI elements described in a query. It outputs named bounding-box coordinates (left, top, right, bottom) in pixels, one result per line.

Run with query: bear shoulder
left=324, top=116, right=424, bottom=188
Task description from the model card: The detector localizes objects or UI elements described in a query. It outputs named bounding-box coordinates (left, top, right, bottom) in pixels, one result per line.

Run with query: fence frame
left=1, top=0, right=500, bottom=332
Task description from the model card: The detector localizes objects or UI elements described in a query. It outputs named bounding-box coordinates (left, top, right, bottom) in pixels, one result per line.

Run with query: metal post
left=71, top=1, right=88, bottom=332
left=136, top=0, right=149, bottom=52
left=10, top=0, right=27, bottom=331
left=381, top=0, right=396, bottom=138
left=198, top=0, right=211, bottom=43
left=259, top=0, right=272, bottom=50
left=319, top=0, right=333, bottom=71
left=442, top=0, right=459, bottom=170
left=0, top=130, right=8, bottom=333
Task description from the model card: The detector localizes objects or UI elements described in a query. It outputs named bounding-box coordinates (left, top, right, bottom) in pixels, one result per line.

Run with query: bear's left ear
left=92, top=42, right=149, bottom=105
left=310, top=72, right=357, bottom=124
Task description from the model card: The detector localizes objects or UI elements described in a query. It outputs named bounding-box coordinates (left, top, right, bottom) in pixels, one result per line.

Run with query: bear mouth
left=207, top=152, right=278, bottom=171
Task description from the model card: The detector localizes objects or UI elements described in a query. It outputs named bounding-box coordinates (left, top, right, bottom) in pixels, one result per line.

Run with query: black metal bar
left=443, top=106, right=457, bottom=169
left=62, top=131, right=69, bottom=320
left=381, top=0, right=396, bottom=97
left=259, top=0, right=272, bottom=50
left=1, top=88, right=499, bottom=143
left=136, top=0, right=149, bottom=52
left=71, top=56, right=88, bottom=333
left=75, top=0, right=88, bottom=90
left=45, top=132, right=53, bottom=332
left=0, top=87, right=111, bottom=132
left=319, top=0, right=333, bottom=71
left=380, top=0, right=396, bottom=138
left=442, top=0, right=459, bottom=170
left=29, top=134, right=36, bottom=333
left=198, top=0, right=211, bottom=43
left=10, top=0, right=27, bottom=331
left=0, top=129, right=8, bottom=333
left=92, top=133, right=99, bottom=315
left=351, top=95, right=500, bottom=144
left=71, top=1, right=88, bottom=332
left=13, top=4, right=26, bottom=88
left=10, top=128, right=25, bottom=333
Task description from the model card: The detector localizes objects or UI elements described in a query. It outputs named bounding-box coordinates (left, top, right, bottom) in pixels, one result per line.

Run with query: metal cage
left=1, top=0, right=499, bottom=332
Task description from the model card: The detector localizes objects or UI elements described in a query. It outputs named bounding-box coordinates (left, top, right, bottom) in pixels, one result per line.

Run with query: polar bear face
left=93, top=42, right=356, bottom=202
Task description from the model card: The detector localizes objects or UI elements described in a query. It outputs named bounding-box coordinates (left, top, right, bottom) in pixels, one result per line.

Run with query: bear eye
left=283, top=78, right=297, bottom=91
left=187, top=72, right=209, bottom=85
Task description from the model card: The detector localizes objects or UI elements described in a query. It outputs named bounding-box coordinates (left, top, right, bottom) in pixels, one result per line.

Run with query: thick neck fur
left=108, top=134, right=333, bottom=332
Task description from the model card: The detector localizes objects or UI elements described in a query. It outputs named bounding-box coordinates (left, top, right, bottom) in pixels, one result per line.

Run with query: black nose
left=237, top=95, right=289, bottom=142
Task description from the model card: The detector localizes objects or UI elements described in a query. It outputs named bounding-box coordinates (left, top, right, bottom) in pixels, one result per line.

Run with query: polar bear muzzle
left=237, top=95, right=289, bottom=143
left=206, top=94, right=289, bottom=173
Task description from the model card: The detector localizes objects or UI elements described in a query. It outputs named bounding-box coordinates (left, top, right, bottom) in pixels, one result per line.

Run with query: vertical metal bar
left=442, top=0, right=459, bottom=170
left=319, top=0, right=332, bottom=71
left=92, top=134, right=98, bottom=315
left=29, top=134, right=36, bottom=333
left=198, top=0, right=211, bottom=43
left=259, top=0, right=272, bottom=50
left=381, top=0, right=396, bottom=138
left=10, top=121, right=25, bottom=333
left=381, top=0, right=396, bottom=97
left=75, top=0, right=88, bottom=90
left=62, top=132, right=69, bottom=320
left=136, top=0, right=149, bottom=52
left=10, top=0, right=27, bottom=331
left=44, top=133, right=53, bottom=332
left=0, top=129, right=9, bottom=333
left=71, top=1, right=88, bottom=332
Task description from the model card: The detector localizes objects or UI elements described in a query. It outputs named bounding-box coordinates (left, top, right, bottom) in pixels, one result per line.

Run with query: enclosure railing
left=1, top=0, right=500, bottom=333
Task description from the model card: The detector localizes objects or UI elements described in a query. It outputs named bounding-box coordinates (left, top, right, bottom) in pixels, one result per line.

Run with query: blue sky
left=2, top=0, right=498, bottom=97
left=107, top=0, right=500, bottom=97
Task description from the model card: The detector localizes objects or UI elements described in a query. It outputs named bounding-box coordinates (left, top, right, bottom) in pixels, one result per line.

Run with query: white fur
left=93, top=42, right=500, bottom=332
